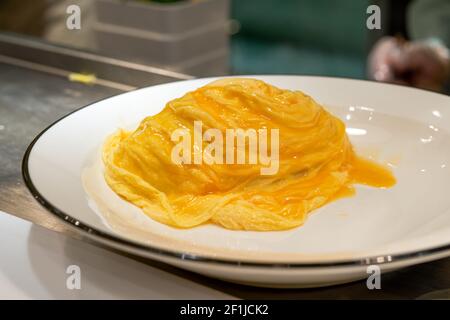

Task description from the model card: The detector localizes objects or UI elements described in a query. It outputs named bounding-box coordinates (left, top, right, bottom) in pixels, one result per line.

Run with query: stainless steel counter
left=0, top=62, right=119, bottom=234
left=0, top=33, right=190, bottom=235
left=0, top=33, right=449, bottom=299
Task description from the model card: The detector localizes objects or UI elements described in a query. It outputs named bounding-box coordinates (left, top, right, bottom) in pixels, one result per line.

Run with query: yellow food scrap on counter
left=68, top=73, right=97, bottom=85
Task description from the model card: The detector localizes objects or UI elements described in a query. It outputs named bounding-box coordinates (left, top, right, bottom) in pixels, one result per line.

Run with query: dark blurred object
left=369, top=36, right=449, bottom=92
left=0, top=0, right=48, bottom=36
left=368, top=0, right=450, bottom=93
left=377, top=0, right=412, bottom=38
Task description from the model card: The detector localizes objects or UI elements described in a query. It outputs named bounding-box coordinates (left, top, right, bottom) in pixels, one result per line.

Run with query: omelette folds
left=103, top=78, right=395, bottom=231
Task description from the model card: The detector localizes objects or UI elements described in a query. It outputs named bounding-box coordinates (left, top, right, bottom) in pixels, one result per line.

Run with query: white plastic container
left=93, top=0, right=230, bottom=76
left=95, top=0, right=229, bottom=34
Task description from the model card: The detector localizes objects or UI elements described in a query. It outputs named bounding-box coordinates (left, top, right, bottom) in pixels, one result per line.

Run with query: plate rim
left=22, top=75, right=450, bottom=269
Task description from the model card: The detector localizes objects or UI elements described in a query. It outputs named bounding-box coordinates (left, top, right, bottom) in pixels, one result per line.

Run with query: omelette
left=102, top=78, right=395, bottom=231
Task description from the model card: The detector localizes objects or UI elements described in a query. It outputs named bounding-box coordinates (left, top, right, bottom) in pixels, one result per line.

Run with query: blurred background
left=0, top=0, right=448, bottom=92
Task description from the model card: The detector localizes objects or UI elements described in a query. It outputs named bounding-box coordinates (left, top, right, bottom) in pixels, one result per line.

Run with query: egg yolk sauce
left=103, top=78, right=395, bottom=231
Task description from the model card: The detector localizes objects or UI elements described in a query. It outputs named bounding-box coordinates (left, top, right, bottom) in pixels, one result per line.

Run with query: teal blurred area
left=230, top=0, right=370, bottom=78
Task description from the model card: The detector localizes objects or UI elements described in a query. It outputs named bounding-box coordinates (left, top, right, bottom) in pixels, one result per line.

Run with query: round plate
left=23, top=76, right=450, bottom=288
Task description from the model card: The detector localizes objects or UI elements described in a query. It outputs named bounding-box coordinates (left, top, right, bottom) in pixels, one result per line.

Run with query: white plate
left=23, top=76, right=450, bottom=288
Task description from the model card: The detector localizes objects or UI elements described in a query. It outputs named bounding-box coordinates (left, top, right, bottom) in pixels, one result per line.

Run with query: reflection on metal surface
left=0, top=54, right=136, bottom=91
left=0, top=33, right=185, bottom=234
left=0, top=32, right=192, bottom=89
